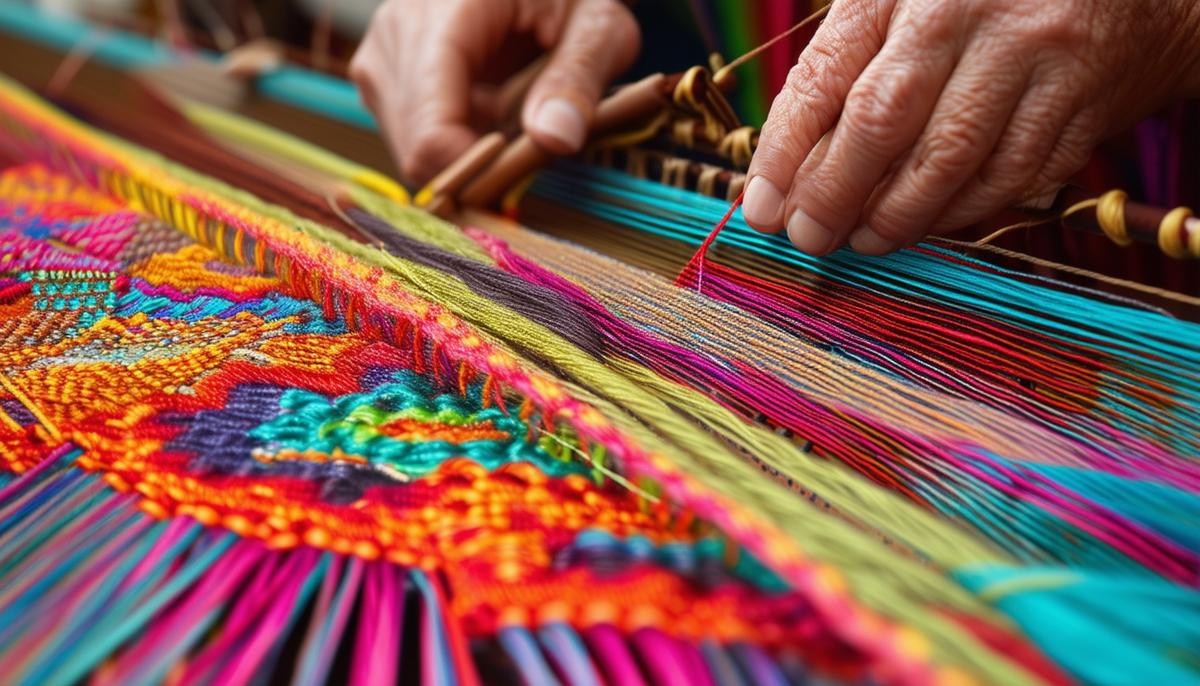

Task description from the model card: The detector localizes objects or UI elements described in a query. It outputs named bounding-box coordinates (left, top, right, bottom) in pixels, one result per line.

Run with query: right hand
left=350, top=0, right=641, bottom=185
left=742, top=0, right=1200, bottom=256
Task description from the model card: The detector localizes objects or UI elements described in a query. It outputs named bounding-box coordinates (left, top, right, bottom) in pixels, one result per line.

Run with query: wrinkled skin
left=353, top=0, right=1200, bottom=256
left=742, top=0, right=1200, bottom=255
left=350, top=0, right=639, bottom=185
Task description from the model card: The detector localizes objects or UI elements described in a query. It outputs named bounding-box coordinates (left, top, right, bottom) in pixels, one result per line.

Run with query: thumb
left=522, top=0, right=640, bottom=154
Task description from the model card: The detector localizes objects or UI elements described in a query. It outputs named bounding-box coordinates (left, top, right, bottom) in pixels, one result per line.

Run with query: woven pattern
left=0, top=161, right=875, bottom=684
left=1, top=75, right=1198, bottom=686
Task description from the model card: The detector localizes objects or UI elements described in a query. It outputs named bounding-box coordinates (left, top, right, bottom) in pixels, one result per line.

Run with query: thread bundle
left=0, top=74, right=1198, bottom=686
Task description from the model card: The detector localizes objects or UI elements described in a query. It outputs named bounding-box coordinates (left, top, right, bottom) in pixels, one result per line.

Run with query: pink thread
left=102, top=542, right=265, bottom=683
left=0, top=443, right=73, bottom=504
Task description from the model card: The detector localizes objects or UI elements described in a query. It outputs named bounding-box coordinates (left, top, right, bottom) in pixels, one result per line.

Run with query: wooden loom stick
left=1049, top=186, right=1199, bottom=258
left=416, top=132, right=507, bottom=216
left=456, top=73, right=672, bottom=208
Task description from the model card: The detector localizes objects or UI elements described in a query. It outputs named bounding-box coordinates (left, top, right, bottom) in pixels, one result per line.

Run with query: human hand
left=742, top=0, right=1200, bottom=256
left=350, top=0, right=639, bottom=186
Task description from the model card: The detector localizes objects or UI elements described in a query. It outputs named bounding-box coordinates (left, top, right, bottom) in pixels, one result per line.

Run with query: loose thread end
left=675, top=189, right=744, bottom=291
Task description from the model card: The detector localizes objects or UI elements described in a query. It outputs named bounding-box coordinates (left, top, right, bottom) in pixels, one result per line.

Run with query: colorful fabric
left=0, top=71, right=1198, bottom=686
left=0, top=160, right=874, bottom=684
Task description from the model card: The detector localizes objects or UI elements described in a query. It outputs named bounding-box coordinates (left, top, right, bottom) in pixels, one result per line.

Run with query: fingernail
left=743, top=176, right=784, bottom=229
left=848, top=225, right=901, bottom=255
left=532, top=97, right=586, bottom=151
left=786, top=209, right=834, bottom=255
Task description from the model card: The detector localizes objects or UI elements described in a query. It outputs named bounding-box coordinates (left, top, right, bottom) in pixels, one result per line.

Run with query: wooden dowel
left=417, top=131, right=506, bottom=205
left=457, top=73, right=670, bottom=208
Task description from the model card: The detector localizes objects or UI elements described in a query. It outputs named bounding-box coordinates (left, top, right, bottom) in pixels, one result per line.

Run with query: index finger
left=743, top=0, right=893, bottom=232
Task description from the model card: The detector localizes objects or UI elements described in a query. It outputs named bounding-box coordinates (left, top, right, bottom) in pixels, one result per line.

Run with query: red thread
left=480, top=376, right=494, bottom=409
left=491, top=380, right=509, bottom=415
left=411, top=325, right=425, bottom=373
left=675, top=189, right=745, bottom=291
left=457, top=362, right=473, bottom=397
left=429, top=340, right=444, bottom=385
left=0, top=281, right=32, bottom=304
left=392, top=319, right=410, bottom=347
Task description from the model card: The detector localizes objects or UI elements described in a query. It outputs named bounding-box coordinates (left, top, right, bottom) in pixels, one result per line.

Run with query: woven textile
left=1, top=75, right=1198, bottom=686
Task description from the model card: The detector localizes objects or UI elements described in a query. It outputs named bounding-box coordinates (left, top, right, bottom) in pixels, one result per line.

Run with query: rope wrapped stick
left=1044, top=186, right=1199, bottom=259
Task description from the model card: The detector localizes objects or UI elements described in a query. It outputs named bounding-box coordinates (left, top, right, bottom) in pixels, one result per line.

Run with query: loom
left=0, top=3, right=1197, bottom=686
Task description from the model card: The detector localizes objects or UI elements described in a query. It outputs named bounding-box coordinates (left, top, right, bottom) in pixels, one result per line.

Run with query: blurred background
left=27, top=0, right=825, bottom=127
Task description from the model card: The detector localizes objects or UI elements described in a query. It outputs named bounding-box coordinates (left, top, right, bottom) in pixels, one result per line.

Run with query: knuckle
left=975, top=125, right=1057, bottom=201
left=781, top=59, right=825, bottom=109
left=920, top=5, right=960, bottom=43
left=785, top=24, right=854, bottom=101
left=1051, top=141, right=1092, bottom=176
left=893, top=0, right=963, bottom=46
left=788, top=35, right=848, bottom=95
left=797, top=35, right=842, bottom=75
left=912, top=119, right=989, bottom=181
left=831, top=0, right=889, bottom=45
left=1029, top=116, right=1096, bottom=192
left=567, top=43, right=604, bottom=74
left=754, top=53, right=844, bottom=175
left=975, top=152, right=1034, bottom=204
left=842, top=77, right=910, bottom=146
left=1059, top=110, right=1099, bottom=150
left=1026, top=6, right=1089, bottom=46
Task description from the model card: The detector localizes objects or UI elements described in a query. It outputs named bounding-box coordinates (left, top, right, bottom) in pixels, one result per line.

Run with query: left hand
left=349, top=0, right=640, bottom=186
